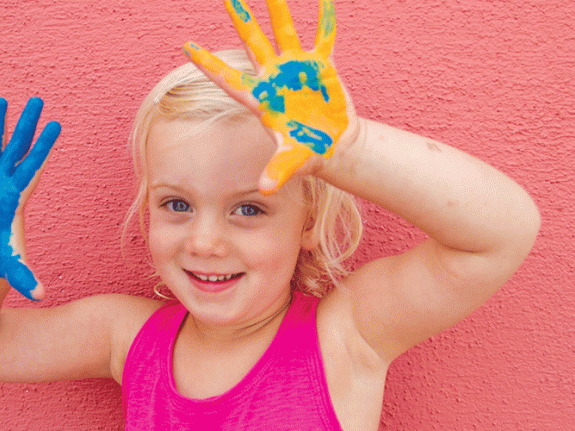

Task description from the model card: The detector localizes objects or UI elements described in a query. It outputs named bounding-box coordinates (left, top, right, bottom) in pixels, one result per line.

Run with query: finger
left=0, top=98, right=43, bottom=174
left=265, top=0, right=302, bottom=52
left=184, top=42, right=250, bottom=91
left=2, top=254, right=44, bottom=301
left=0, top=98, right=7, bottom=152
left=259, top=141, right=314, bottom=195
left=314, top=0, right=337, bottom=59
left=183, top=42, right=261, bottom=112
left=12, top=121, right=60, bottom=191
left=224, top=0, right=276, bottom=65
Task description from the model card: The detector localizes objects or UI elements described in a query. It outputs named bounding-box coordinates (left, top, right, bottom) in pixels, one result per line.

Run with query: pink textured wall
left=1, top=0, right=573, bottom=429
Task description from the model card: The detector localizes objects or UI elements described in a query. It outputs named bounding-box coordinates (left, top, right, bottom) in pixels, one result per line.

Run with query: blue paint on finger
left=287, top=120, right=333, bottom=154
left=1, top=97, right=43, bottom=175
left=231, top=0, right=252, bottom=22
left=12, top=121, right=59, bottom=191
left=186, top=42, right=201, bottom=51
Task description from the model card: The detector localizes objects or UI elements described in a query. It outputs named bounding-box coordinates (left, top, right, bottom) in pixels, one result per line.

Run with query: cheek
left=241, top=227, right=303, bottom=276
left=148, top=219, right=178, bottom=265
left=147, top=232, right=164, bottom=268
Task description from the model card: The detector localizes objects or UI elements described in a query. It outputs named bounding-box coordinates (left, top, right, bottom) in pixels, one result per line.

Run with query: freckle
left=447, top=200, right=458, bottom=207
left=427, top=141, right=442, bottom=152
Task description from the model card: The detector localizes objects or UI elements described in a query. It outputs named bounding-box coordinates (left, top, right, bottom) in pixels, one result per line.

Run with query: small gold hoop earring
left=153, top=281, right=174, bottom=300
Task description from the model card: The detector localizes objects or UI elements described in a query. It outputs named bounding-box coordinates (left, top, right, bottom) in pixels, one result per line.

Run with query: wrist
left=316, top=116, right=367, bottom=188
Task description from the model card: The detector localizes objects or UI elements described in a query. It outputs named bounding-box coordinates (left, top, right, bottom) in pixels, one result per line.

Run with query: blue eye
left=166, top=200, right=190, bottom=212
left=234, top=204, right=263, bottom=217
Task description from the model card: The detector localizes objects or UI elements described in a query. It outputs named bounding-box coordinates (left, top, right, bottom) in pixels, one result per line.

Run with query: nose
left=184, top=213, right=229, bottom=257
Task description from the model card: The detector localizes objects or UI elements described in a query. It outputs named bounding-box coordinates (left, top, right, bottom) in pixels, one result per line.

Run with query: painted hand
left=183, top=0, right=355, bottom=194
left=0, top=98, right=60, bottom=300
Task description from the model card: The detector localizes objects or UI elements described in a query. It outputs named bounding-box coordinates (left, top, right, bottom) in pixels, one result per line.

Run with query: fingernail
left=259, top=174, right=279, bottom=196
left=29, top=286, right=44, bottom=301
left=182, top=42, right=201, bottom=59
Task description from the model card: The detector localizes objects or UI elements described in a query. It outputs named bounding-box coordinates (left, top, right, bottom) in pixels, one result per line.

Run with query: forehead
left=146, top=116, right=294, bottom=197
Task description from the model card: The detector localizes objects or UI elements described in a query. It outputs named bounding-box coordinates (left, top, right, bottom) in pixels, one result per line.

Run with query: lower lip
left=185, top=272, right=243, bottom=294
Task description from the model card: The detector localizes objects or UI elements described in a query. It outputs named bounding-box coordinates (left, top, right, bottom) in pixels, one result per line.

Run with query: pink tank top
left=122, top=291, right=343, bottom=430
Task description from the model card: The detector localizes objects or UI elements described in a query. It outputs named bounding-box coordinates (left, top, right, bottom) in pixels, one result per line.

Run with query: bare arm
left=0, top=296, right=115, bottom=382
left=322, top=118, right=540, bottom=361
left=325, top=118, right=539, bottom=258
left=0, top=294, right=161, bottom=384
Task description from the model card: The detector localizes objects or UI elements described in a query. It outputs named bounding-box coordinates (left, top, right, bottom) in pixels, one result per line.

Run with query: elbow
left=514, top=192, right=541, bottom=258
left=456, top=193, right=540, bottom=290
left=493, top=192, right=541, bottom=283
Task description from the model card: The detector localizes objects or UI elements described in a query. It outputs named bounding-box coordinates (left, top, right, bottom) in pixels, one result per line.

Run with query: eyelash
left=161, top=200, right=264, bottom=217
left=233, top=203, right=264, bottom=217
left=162, top=199, right=191, bottom=213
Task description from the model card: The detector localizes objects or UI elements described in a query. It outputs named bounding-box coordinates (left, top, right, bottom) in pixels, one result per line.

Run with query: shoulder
left=94, top=294, right=164, bottom=384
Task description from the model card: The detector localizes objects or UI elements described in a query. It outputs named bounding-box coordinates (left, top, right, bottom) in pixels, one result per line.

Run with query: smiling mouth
left=185, top=271, right=244, bottom=282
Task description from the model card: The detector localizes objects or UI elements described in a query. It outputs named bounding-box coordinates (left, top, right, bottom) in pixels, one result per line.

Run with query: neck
left=189, top=292, right=293, bottom=346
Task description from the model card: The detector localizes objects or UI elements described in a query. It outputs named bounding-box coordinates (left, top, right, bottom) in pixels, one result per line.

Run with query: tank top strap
left=275, top=290, right=321, bottom=348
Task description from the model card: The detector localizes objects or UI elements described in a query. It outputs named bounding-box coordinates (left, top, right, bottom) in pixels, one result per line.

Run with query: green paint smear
left=241, top=73, right=258, bottom=88
left=320, top=0, right=335, bottom=37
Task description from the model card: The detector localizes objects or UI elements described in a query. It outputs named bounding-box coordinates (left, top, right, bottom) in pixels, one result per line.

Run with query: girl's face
left=146, top=116, right=315, bottom=328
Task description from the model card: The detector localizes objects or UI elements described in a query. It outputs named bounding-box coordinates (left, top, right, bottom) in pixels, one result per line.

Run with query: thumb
left=1, top=216, right=45, bottom=301
left=259, top=141, right=314, bottom=195
left=1, top=253, right=45, bottom=301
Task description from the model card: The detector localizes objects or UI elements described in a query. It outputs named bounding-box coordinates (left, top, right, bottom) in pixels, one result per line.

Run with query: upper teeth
left=194, top=273, right=236, bottom=282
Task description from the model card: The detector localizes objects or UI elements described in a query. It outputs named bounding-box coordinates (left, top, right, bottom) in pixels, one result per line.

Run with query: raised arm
left=181, top=0, right=540, bottom=362
left=321, top=118, right=541, bottom=360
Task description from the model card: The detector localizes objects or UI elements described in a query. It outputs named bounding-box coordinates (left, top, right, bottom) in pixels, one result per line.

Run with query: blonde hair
left=125, top=49, right=362, bottom=297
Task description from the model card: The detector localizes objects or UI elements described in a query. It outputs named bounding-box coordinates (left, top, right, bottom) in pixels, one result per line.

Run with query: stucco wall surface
left=1, top=0, right=573, bottom=430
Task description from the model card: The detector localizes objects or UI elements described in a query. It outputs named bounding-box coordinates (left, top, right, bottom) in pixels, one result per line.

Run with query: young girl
left=0, top=0, right=540, bottom=430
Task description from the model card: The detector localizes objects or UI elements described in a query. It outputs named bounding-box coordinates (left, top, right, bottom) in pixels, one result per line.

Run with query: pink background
left=1, top=0, right=573, bottom=429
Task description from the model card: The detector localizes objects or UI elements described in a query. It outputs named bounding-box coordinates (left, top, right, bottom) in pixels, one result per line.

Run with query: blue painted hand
left=0, top=98, right=60, bottom=300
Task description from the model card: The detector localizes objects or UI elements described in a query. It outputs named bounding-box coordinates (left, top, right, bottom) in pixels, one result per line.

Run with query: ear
left=300, top=212, right=320, bottom=251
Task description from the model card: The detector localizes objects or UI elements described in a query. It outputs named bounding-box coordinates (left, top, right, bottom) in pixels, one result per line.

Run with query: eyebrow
left=234, top=188, right=262, bottom=196
left=148, top=182, right=188, bottom=192
left=149, top=182, right=265, bottom=199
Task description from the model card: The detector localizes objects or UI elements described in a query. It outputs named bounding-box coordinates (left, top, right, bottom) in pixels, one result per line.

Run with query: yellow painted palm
left=183, top=0, right=350, bottom=194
